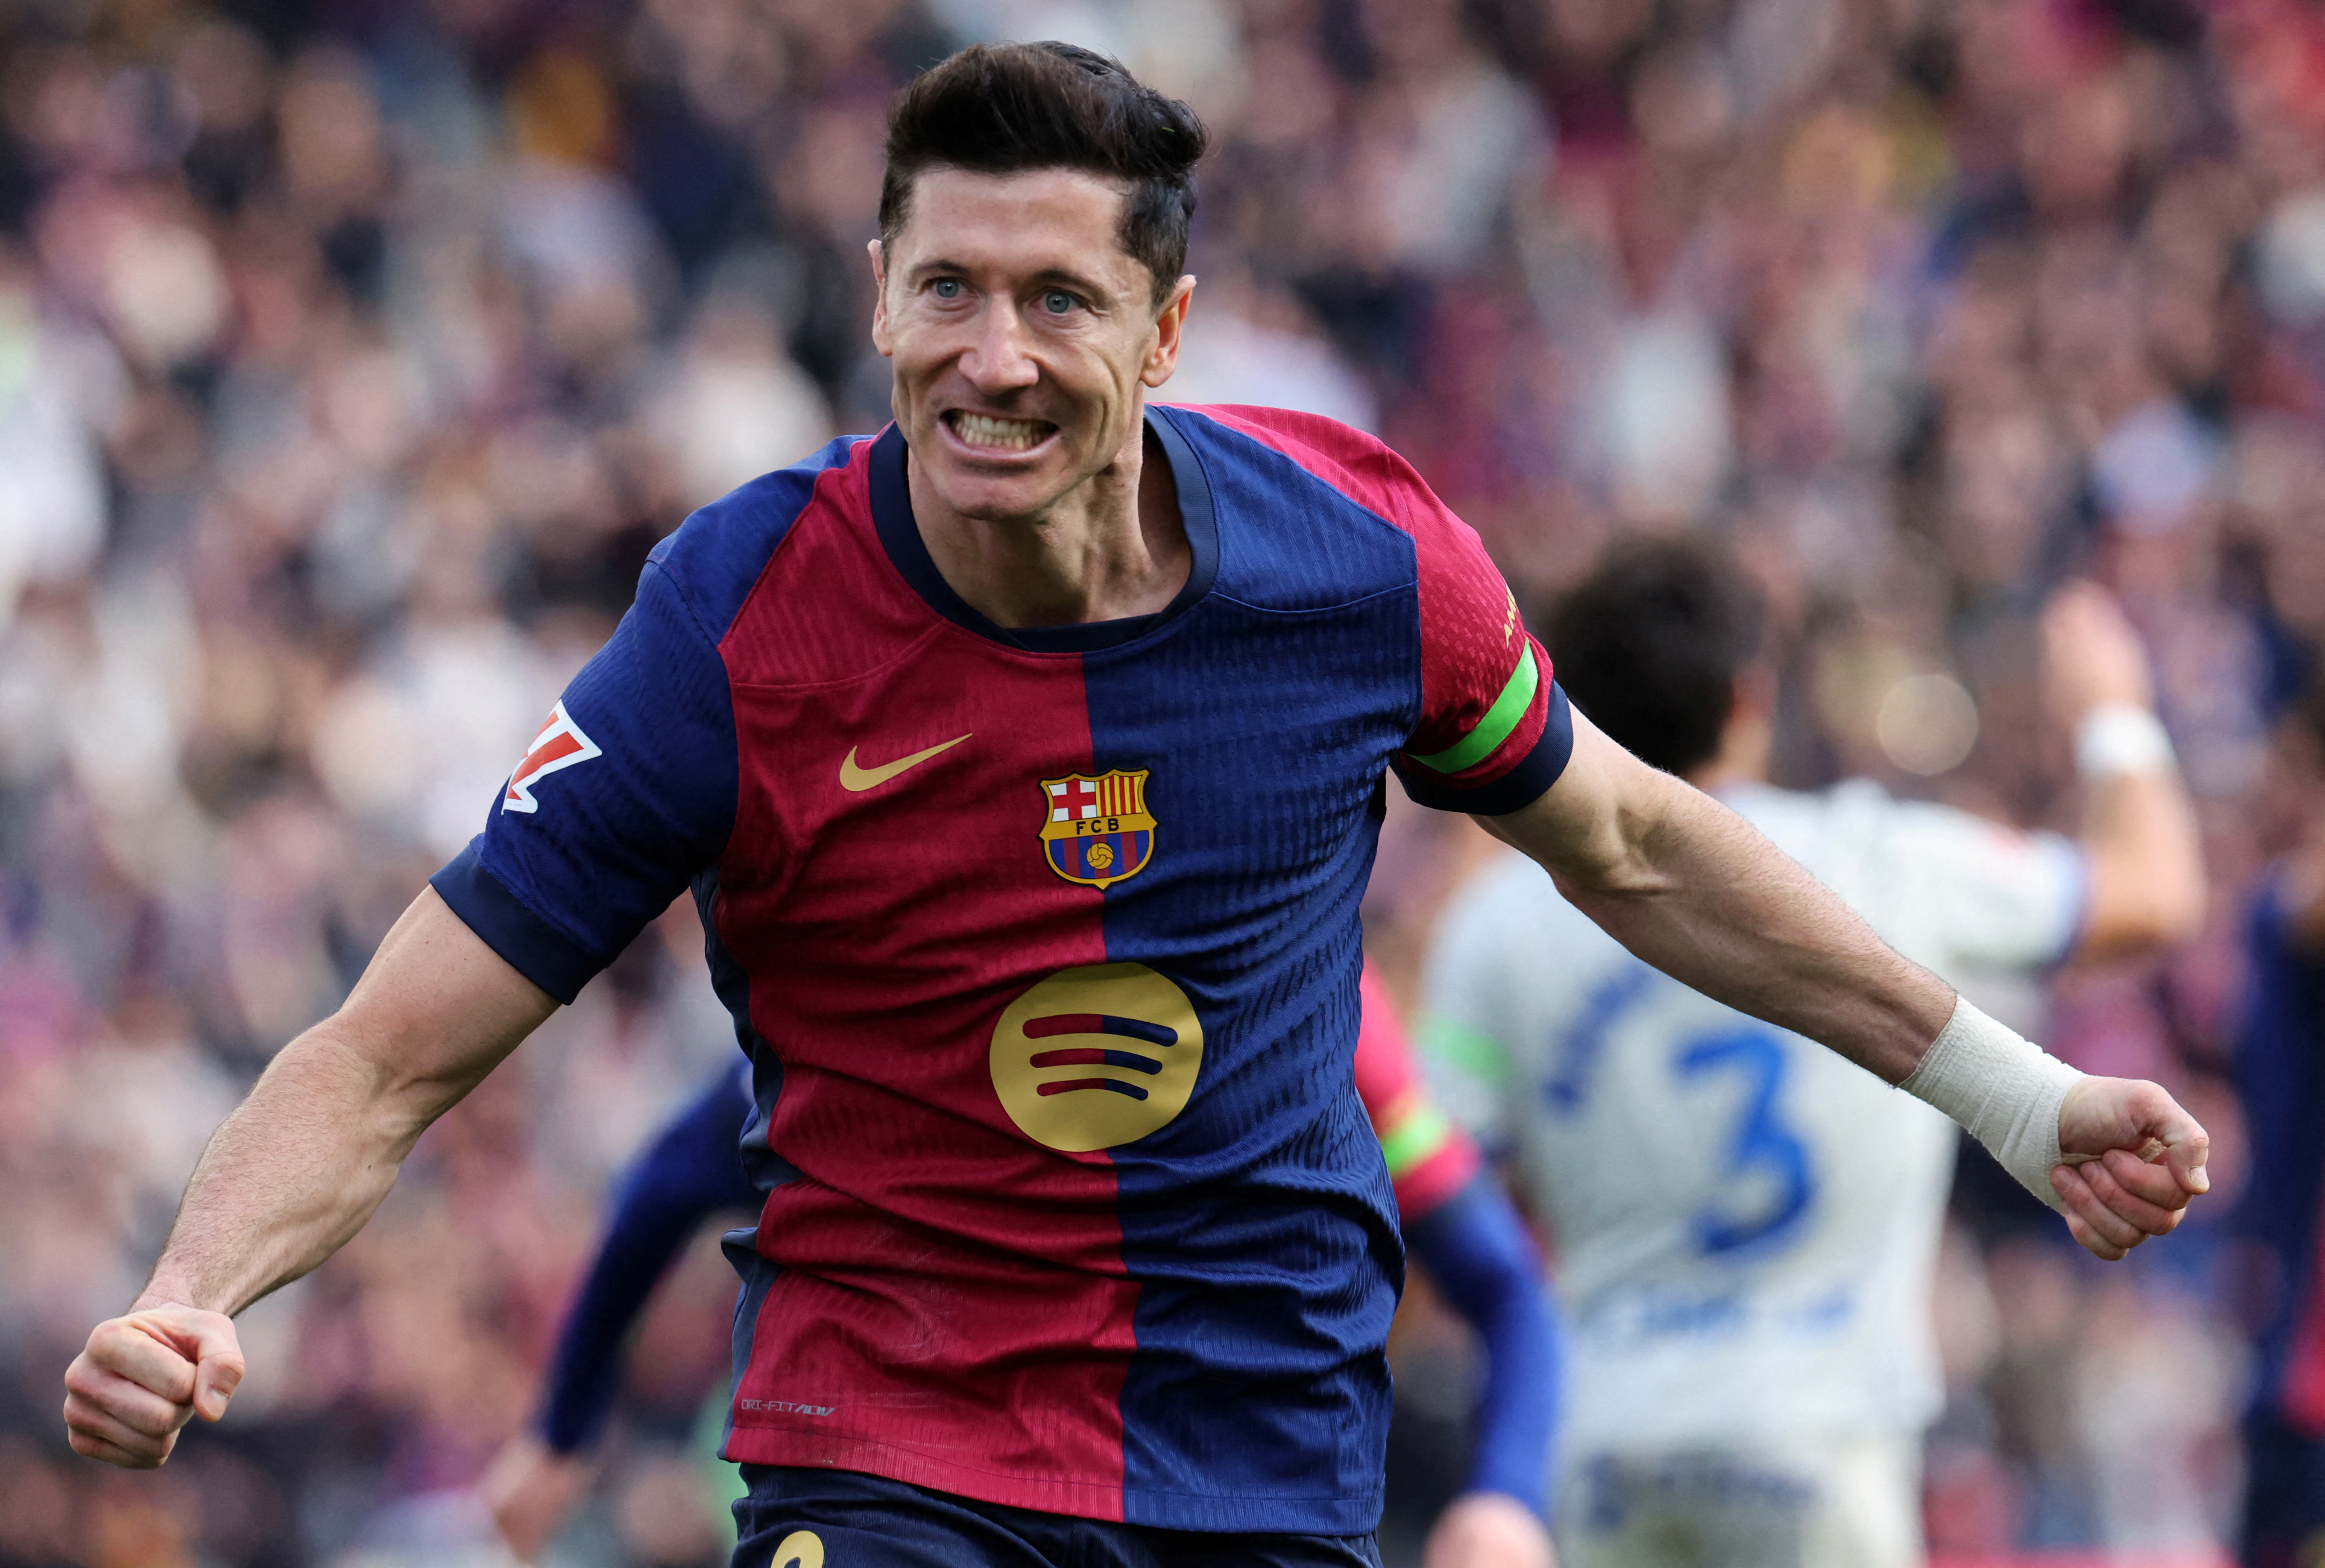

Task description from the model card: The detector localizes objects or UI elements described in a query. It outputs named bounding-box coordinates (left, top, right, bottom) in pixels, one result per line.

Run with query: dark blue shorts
left=733, top=1465, right=1385, bottom=1568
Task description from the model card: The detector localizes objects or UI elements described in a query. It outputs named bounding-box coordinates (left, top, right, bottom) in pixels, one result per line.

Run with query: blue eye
left=932, top=279, right=962, bottom=300
left=1043, top=290, right=1077, bottom=314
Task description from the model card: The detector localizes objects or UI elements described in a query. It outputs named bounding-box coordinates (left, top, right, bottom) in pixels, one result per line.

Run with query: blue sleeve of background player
left=1405, top=1172, right=1564, bottom=1517
left=537, top=1066, right=761, bottom=1454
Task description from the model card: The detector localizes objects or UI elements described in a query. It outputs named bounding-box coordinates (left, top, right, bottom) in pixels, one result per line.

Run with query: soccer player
left=1421, top=540, right=2206, bottom=1568
left=64, top=42, right=2208, bottom=1568
left=482, top=974, right=1564, bottom=1568
left=2231, top=673, right=2325, bottom=1568
left=483, top=1060, right=761, bottom=1558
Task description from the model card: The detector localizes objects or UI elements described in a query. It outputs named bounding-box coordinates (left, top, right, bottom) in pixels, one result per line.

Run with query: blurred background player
left=2231, top=672, right=2325, bottom=1568
left=480, top=971, right=1567, bottom=1568
left=480, top=1059, right=759, bottom=1558
left=1421, top=539, right=2205, bottom=1568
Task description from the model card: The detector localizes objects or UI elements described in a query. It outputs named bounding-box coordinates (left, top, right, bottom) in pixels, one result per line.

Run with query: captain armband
left=1898, top=995, right=2085, bottom=1214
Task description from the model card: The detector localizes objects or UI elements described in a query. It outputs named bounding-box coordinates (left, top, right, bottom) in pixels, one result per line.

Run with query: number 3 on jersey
left=1678, top=1028, right=1814, bottom=1256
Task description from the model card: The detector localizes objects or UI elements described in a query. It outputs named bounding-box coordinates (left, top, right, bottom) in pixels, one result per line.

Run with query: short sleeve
left=431, top=559, right=738, bottom=1003
left=1379, top=475, right=1572, bottom=815
left=1884, top=803, right=2087, bottom=972
left=1353, top=966, right=1482, bottom=1220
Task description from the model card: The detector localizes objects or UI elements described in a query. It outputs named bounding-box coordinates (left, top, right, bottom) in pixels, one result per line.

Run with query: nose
left=959, top=296, right=1041, bottom=395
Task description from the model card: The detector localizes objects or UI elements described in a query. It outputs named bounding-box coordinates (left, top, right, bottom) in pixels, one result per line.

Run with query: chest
left=711, top=595, right=1418, bottom=968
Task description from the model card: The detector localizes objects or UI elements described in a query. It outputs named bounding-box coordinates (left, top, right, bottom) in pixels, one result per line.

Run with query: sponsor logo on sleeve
left=502, top=701, right=602, bottom=813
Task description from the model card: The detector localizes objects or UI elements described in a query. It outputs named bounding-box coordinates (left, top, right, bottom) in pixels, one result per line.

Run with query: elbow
left=283, top=1017, right=450, bottom=1159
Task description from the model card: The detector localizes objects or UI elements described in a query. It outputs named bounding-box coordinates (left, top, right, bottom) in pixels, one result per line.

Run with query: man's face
left=871, top=167, right=1190, bottom=523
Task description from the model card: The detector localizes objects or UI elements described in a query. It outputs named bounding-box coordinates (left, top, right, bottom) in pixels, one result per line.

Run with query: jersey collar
left=867, top=406, right=1220, bottom=652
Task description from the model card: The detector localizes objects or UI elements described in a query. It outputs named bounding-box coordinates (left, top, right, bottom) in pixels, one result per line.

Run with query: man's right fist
left=62, top=1304, right=245, bottom=1469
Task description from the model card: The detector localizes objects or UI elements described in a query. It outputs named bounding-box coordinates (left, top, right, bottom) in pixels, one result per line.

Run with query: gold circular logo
left=771, top=1530, right=823, bottom=1568
left=990, top=963, right=1204, bottom=1152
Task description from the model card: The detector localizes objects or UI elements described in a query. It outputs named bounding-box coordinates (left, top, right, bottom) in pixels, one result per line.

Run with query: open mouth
left=942, top=410, right=1058, bottom=454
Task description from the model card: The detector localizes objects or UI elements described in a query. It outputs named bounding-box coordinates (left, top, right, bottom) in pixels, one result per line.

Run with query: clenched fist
left=2052, top=1075, right=2212, bottom=1261
left=63, top=1304, right=244, bottom=1469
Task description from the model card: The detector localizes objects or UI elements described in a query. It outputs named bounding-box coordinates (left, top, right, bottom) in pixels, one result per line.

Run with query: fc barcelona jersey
left=430, top=404, right=1572, bottom=1533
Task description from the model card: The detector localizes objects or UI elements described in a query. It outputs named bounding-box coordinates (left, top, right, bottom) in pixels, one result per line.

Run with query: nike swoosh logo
left=839, top=734, right=973, bottom=792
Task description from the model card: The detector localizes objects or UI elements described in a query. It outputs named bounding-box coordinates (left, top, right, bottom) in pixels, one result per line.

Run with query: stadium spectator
left=0, top=0, right=2302, bottom=1559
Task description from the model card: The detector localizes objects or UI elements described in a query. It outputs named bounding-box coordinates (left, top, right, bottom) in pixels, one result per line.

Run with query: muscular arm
left=1482, top=711, right=2208, bottom=1258
left=2044, top=583, right=2206, bottom=960
left=1484, top=710, right=1955, bottom=1084
left=2077, top=768, right=2205, bottom=957
left=64, top=889, right=555, bottom=1467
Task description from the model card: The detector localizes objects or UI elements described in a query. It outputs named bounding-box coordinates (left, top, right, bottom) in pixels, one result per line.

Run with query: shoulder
left=1155, top=404, right=1439, bottom=531
left=647, top=435, right=870, bottom=641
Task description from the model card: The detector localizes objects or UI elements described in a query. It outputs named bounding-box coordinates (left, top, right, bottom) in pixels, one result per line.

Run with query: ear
left=1140, top=275, right=1196, bottom=389
left=868, top=239, right=893, bottom=358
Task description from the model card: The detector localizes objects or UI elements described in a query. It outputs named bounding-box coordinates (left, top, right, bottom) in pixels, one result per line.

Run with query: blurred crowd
left=0, top=0, right=2316, bottom=1562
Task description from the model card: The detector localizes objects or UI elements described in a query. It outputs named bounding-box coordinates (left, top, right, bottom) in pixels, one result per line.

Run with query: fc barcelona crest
left=1039, top=769, right=1157, bottom=889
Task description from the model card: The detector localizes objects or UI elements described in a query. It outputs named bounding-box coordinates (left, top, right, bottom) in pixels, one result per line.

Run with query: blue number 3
left=1676, top=1030, right=1814, bottom=1255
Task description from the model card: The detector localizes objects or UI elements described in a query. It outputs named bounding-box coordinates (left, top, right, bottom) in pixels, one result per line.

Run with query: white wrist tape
left=2074, top=704, right=2174, bottom=780
left=1899, top=996, right=2084, bottom=1212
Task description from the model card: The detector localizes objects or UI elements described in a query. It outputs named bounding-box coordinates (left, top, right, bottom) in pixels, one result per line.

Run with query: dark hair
left=1547, top=538, right=1767, bottom=776
left=878, top=41, right=1207, bottom=309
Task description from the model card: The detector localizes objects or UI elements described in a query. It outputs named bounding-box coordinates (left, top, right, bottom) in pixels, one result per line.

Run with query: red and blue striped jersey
left=430, top=404, right=1570, bottom=1533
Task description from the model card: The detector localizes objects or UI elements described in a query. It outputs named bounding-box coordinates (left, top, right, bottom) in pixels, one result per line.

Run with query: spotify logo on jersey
left=990, top=963, right=1204, bottom=1152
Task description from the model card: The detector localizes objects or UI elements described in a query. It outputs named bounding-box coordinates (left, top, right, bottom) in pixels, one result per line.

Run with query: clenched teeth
left=949, top=412, right=1053, bottom=451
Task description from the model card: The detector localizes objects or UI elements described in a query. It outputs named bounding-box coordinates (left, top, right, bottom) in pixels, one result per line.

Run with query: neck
left=908, top=415, right=1190, bottom=629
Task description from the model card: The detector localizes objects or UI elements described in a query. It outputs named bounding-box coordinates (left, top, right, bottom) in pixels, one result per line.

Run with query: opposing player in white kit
left=1421, top=541, right=2206, bottom=1568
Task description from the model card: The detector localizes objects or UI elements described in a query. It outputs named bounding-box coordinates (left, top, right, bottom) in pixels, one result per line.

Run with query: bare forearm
left=69, top=892, right=558, bottom=1469
left=1488, top=717, right=1954, bottom=1081
left=2077, top=769, right=2205, bottom=957
left=137, top=890, right=553, bottom=1317
left=138, top=1024, right=439, bottom=1316
left=1530, top=778, right=1952, bottom=1081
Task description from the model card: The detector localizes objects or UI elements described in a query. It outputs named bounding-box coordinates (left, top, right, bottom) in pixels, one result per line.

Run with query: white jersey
left=1421, top=779, right=2083, bottom=1455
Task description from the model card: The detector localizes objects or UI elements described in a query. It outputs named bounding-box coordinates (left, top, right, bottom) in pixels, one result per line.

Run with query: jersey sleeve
left=1402, top=1176, right=1562, bottom=1516
left=1881, top=801, right=2087, bottom=973
left=1354, top=964, right=1483, bottom=1219
left=1378, top=460, right=1572, bottom=815
left=430, top=556, right=738, bottom=1003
